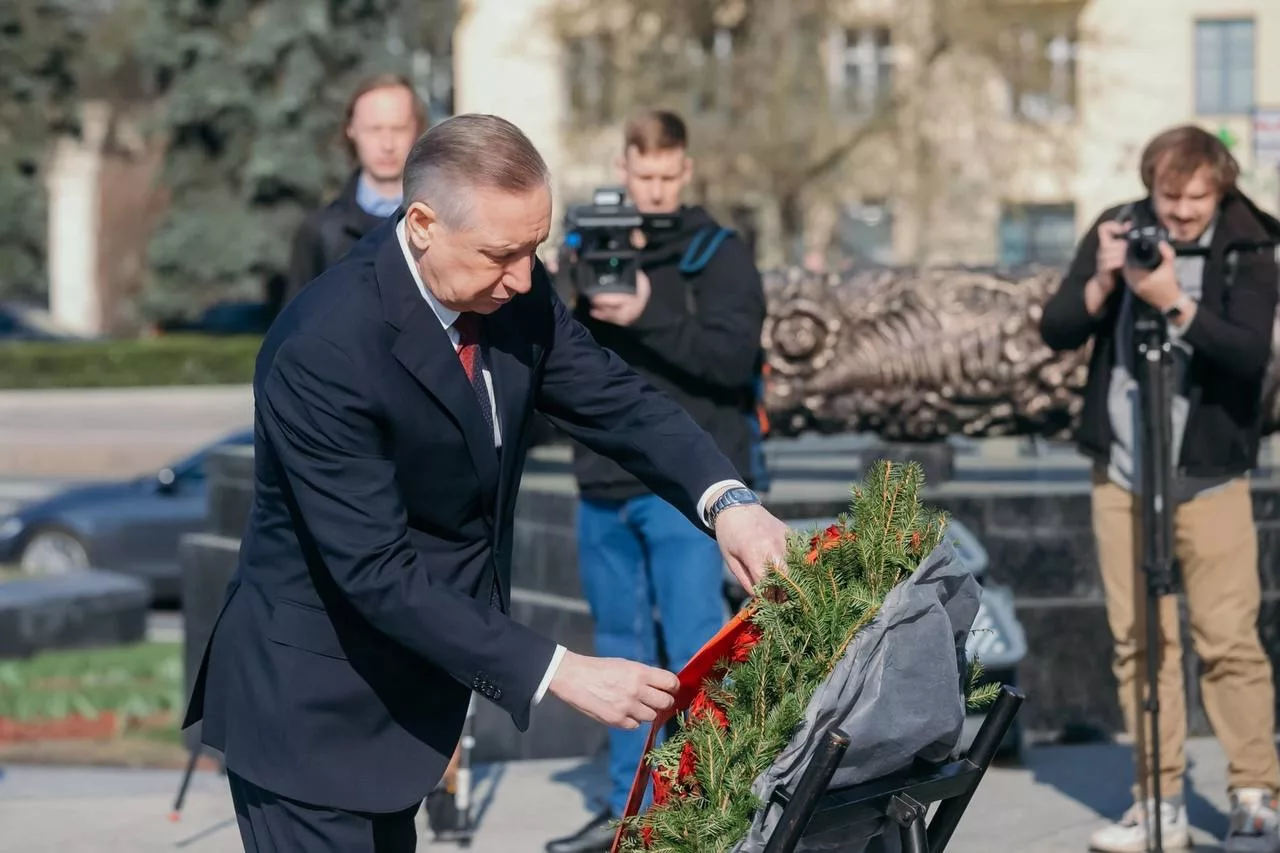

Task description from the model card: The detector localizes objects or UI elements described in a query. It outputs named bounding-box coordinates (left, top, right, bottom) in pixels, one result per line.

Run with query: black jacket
left=183, top=216, right=741, bottom=812
left=1040, top=190, right=1280, bottom=478
left=570, top=205, right=766, bottom=501
left=283, top=171, right=387, bottom=306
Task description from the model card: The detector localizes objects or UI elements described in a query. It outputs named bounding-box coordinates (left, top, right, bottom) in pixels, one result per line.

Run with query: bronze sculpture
left=760, top=265, right=1280, bottom=441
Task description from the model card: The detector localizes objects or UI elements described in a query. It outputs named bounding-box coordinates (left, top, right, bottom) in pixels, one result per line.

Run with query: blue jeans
left=576, top=494, right=729, bottom=816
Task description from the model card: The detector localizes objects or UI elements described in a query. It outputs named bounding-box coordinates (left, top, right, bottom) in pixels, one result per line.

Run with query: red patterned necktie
left=454, top=312, right=482, bottom=383
left=452, top=312, right=495, bottom=439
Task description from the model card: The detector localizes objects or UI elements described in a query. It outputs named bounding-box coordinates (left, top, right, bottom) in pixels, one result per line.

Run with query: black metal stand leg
left=762, top=729, right=851, bottom=853
left=890, top=794, right=929, bottom=853
left=170, top=745, right=202, bottom=821
left=901, top=815, right=929, bottom=853
left=926, top=687, right=1024, bottom=852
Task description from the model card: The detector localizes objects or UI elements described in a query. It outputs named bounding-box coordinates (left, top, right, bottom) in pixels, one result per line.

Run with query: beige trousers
left=1091, top=474, right=1280, bottom=801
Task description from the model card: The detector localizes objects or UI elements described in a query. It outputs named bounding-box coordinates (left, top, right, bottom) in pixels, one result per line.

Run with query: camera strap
left=679, top=226, right=735, bottom=275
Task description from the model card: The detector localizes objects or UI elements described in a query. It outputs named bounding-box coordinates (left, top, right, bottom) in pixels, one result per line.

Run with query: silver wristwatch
left=707, top=486, right=761, bottom=526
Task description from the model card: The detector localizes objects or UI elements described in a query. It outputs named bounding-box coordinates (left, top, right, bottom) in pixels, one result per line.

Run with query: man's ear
left=404, top=202, right=438, bottom=251
left=615, top=154, right=628, bottom=184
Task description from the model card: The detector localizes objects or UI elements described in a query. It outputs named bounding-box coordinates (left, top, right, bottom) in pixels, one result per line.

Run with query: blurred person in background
left=1039, top=124, right=1280, bottom=853
left=282, top=73, right=428, bottom=306
left=544, top=109, right=768, bottom=853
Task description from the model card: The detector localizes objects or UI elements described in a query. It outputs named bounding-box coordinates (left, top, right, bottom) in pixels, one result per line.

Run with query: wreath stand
left=757, top=685, right=1023, bottom=853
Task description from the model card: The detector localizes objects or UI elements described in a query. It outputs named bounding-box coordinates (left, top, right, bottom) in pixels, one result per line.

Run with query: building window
left=1004, top=28, right=1077, bottom=121
left=836, top=200, right=894, bottom=266
left=1195, top=19, right=1254, bottom=115
left=998, top=204, right=1076, bottom=267
left=564, top=34, right=615, bottom=124
left=829, top=27, right=893, bottom=114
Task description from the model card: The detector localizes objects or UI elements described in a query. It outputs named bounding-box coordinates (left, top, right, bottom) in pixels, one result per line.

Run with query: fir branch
left=964, top=656, right=1001, bottom=710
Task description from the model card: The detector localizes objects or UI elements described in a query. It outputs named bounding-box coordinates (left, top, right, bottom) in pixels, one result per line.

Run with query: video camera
left=560, top=187, right=681, bottom=298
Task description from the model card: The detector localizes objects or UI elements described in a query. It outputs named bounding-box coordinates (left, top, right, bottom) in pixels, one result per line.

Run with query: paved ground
left=0, top=386, right=253, bottom=478
left=0, top=737, right=1255, bottom=852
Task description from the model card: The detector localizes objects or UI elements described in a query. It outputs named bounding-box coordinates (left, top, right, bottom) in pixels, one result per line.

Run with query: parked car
left=0, top=301, right=84, bottom=341
left=0, top=427, right=254, bottom=600
left=155, top=300, right=272, bottom=336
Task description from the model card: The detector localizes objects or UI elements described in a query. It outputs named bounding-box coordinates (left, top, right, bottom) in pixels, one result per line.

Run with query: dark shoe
left=545, top=810, right=617, bottom=853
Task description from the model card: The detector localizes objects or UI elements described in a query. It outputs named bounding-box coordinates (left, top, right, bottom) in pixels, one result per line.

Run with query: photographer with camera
left=1040, top=125, right=1280, bottom=853
left=543, top=109, right=767, bottom=853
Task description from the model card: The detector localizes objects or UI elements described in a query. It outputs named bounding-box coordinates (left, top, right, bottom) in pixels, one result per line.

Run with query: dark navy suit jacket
left=182, top=216, right=738, bottom=813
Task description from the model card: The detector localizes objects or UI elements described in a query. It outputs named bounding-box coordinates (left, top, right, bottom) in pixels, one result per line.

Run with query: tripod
left=1132, top=298, right=1178, bottom=853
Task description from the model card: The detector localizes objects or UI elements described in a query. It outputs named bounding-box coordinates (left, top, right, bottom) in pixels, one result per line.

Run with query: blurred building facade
left=455, top=0, right=1280, bottom=269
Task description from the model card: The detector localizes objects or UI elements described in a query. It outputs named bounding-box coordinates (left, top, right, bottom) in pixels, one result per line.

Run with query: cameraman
left=544, top=110, right=766, bottom=853
left=1040, top=124, right=1280, bottom=852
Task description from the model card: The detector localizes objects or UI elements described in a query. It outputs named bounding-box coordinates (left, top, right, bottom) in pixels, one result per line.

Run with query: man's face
left=406, top=184, right=552, bottom=315
left=619, top=146, right=691, bottom=214
left=1152, top=164, right=1222, bottom=242
left=346, top=85, right=421, bottom=185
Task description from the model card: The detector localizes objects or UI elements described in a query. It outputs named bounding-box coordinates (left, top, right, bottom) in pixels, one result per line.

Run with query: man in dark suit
left=183, top=113, right=790, bottom=853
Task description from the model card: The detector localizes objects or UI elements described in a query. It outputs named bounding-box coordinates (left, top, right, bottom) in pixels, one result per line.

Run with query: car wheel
left=18, top=527, right=91, bottom=575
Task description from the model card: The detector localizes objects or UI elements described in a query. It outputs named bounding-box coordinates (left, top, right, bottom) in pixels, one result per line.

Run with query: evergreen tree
left=130, top=0, right=416, bottom=318
left=0, top=0, right=87, bottom=302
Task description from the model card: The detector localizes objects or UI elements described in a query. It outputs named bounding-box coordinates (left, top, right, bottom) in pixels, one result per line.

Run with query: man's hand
left=1125, top=241, right=1184, bottom=314
left=548, top=650, right=678, bottom=730
left=589, top=269, right=652, bottom=327
left=1084, top=220, right=1128, bottom=316
left=714, top=502, right=790, bottom=593
left=1096, top=220, right=1129, bottom=277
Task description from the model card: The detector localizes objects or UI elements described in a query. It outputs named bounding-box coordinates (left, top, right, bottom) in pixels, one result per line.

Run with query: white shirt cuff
left=698, top=479, right=747, bottom=528
left=533, top=644, right=566, bottom=706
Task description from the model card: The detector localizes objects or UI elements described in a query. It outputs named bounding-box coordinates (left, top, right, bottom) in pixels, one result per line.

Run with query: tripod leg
left=1145, top=594, right=1164, bottom=853
left=170, top=745, right=202, bottom=821
left=1134, top=305, right=1177, bottom=853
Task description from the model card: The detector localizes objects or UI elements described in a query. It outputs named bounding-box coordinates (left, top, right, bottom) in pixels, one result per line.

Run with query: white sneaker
left=1223, top=787, right=1280, bottom=853
left=1089, top=799, right=1191, bottom=852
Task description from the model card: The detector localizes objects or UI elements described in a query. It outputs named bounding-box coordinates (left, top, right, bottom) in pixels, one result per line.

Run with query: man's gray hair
left=401, top=113, right=551, bottom=228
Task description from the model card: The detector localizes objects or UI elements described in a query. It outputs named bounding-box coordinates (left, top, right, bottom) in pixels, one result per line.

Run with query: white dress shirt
left=396, top=221, right=746, bottom=709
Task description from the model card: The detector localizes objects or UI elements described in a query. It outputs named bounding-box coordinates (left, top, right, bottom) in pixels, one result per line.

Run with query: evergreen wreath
left=617, top=460, right=1000, bottom=853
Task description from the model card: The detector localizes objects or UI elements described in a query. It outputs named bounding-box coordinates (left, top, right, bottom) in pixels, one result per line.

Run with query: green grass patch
left=0, top=641, right=184, bottom=722
left=0, top=335, right=261, bottom=389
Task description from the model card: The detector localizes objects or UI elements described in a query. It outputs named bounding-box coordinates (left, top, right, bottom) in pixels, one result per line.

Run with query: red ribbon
left=610, top=604, right=763, bottom=852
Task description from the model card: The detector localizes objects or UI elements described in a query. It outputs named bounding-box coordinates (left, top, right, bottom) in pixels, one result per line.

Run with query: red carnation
left=678, top=741, right=698, bottom=783
left=730, top=623, right=763, bottom=663
left=805, top=523, right=855, bottom=564
left=651, top=767, right=672, bottom=806
left=689, top=689, right=730, bottom=729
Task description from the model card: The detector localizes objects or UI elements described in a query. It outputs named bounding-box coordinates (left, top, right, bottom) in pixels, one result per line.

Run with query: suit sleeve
left=532, top=267, right=742, bottom=531
left=625, top=236, right=766, bottom=389
left=1180, top=244, right=1279, bottom=378
left=259, top=332, right=557, bottom=730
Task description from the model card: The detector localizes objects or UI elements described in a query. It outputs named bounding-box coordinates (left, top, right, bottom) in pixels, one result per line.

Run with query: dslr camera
left=559, top=187, right=681, bottom=299
left=1123, top=205, right=1170, bottom=271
